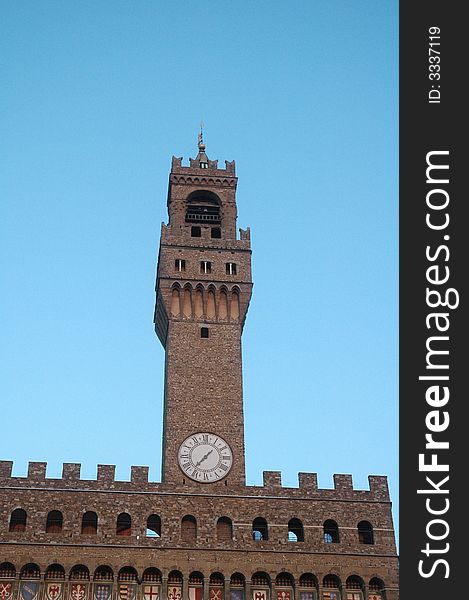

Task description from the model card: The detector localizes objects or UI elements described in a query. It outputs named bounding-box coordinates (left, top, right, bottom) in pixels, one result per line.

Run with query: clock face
left=177, top=432, right=233, bottom=482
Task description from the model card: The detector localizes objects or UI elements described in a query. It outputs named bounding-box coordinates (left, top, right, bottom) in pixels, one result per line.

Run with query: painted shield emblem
left=277, top=592, right=290, bottom=600
left=94, top=585, right=112, bottom=600
left=118, top=585, right=136, bottom=600
left=71, top=585, right=87, bottom=600
left=143, top=586, right=160, bottom=600
left=0, top=584, right=13, bottom=600
left=167, top=587, right=181, bottom=600
left=210, top=589, right=222, bottom=600
left=253, top=591, right=266, bottom=600
left=20, top=583, right=39, bottom=600
left=47, top=584, right=63, bottom=600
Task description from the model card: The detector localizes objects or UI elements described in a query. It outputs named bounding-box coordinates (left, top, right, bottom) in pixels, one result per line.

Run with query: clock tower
left=154, top=135, right=252, bottom=487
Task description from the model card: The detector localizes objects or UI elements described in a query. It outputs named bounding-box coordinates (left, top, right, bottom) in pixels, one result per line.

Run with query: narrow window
left=201, top=327, right=209, bottom=338
left=357, top=520, right=374, bottom=545
left=199, top=161, right=208, bottom=169
left=146, top=514, right=161, bottom=537
left=181, top=515, right=197, bottom=542
left=323, top=519, right=340, bottom=543
left=226, top=262, right=237, bottom=275
left=287, top=518, right=304, bottom=542
left=46, top=510, right=63, bottom=533
left=116, top=513, right=131, bottom=536
left=216, top=516, right=233, bottom=541
left=9, top=508, right=27, bottom=532
left=175, top=259, right=186, bottom=272
left=200, top=261, right=212, bottom=274
left=191, top=226, right=201, bottom=237
left=252, top=517, right=268, bottom=541
left=81, top=511, right=98, bottom=534
left=211, top=227, right=221, bottom=239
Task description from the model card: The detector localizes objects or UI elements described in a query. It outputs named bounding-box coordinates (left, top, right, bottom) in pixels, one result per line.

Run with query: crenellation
left=97, top=465, right=116, bottom=482
left=131, top=466, right=149, bottom=484
left=62, top=463, right=81, bottom=480
left=263, top=471, right=282, bottom=488
left=298, top=472, right=318, bottom=491
left=27, top=462, right=47, bottom=480
left=333, top=474, right=353, bottom=492
left=368, top=476, right=390, bottom=501
left=0, top=460, right=13, bottom=479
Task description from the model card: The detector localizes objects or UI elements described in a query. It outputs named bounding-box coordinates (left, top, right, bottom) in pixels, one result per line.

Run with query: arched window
left=94, top=566, right=113, bottom=582
left=81, top=511, right=98, bottom=534
left=45, top=565, right=65, bottom=580
left=230, top=573, right=245, bottom=587
left=46, top=510, right=63, bottom=533
left=210, top=573, right=224, bottom=586
left=275, top=573, right=293, bottom=587
left=216, top=516, right=233, bottom=541
left=345, top=576, right=364, bottom=600
left=252, top=517, right=268, bottom=541
left=322, top=575, right=340, bottom=590
left=146, top=514, right=161, bottom=537
left=142, top=569, right=162, bottom=583
left=287, top=518, right=304, bottom=542
left=185, top=190, right=221, bottom=224
left=181, top=515, right=197, bottom=542
left=20, top=564, right=41, bottom=579
left=168, top=571, right=183, bottom=585
left=118, top=567, right=138, bottom=582
left=298, top=574, right=317, bottom=589
left=69, top=565, right=90, bottom=581
left=116, top=513, right=131, bottom=536
left=251, top=572, right=270, bottom=587
left=323, top=519, right=340, bottom=543
left=189, top=572, right=204, bottom=585
left=0, top=563, right=16, bottom=579
left=368, top=578, right=385, bottom=599
left=9, top=508, right=27, bottom=532
left=358, top=521, right=374, bottom=545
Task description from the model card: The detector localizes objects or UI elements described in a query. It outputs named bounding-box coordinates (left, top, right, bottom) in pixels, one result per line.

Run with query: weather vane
left=198, top=120, right=204, bottom=148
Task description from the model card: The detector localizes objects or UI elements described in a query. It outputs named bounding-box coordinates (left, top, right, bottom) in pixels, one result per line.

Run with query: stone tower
left=154, top=134, right=253, bottom=487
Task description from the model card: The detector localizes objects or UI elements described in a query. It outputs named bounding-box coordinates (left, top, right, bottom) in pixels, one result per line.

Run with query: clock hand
left=194, top=448, right=214, bottom=468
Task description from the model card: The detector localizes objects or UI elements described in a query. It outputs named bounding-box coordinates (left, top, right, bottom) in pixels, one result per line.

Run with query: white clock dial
left=177, top=432, right=233, bottom=482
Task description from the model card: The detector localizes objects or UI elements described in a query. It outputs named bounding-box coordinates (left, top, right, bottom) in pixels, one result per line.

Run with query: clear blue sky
left=1, top=1, right=398, bottom=532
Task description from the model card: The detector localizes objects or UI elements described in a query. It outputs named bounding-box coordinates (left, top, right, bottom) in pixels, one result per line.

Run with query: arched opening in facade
left=181, top=515, right=197, bottom=542
left=252, top=517, right=268, bottom=541
left=171, top=286, right=181, bottom=317
left=298, top=573, right=317, bottom=590
left=345, top=576, right=364, bottom=600
left=118, top=567, right=138, bottom=582
left=81, top=511, right=98, bottom=534
left=46, top=510, right=63, bottom=533
left=275, top=572, right=294, bottom=587
left=357, top=521, right=374, bottom=545
left=0, top=563, right=16, bottom=579
left=116, top=513, right=131, bottom=536
left=94, top=566, right=113, bottom=582
left=69, top=565, right=90, bottom=581
left=45, top=564, right=65, bottom=580
left=322, top=575, right=340, bottom=591
left=216, top=516, right=233, bottom=541
left=251, top=572, right=270, bottom=587
left=368, top=578, right=385, bottom=599
left=9, top=508, right=27, bottom=532
left=185, top=190, right=221, bottom=224
left=323, top=519, right=340, bottom=543
left=142, top=568, right=162, bottom=583
left=287, top=518, right=304, bottom=542
left=146, top=514, right=161, bottom=537
left=20, top=564, right=41, bottom=580
left=230, top=573, right=245, bottom=588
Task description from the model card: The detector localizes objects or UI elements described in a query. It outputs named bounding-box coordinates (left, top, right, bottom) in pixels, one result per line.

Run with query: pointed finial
left=198, top=121, right=205, bottom=151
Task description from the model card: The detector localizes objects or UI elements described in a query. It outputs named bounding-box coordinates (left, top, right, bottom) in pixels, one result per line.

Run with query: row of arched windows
left=7, top=510, right=375, bottom=545
left=0, top=563, right=387, bottom=596
left=170, top=284, right=240, bottom=321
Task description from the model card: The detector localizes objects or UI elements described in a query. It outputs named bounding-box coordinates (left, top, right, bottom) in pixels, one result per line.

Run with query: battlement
left=171, top=155, right=236, bottom=175
left=0, top=461, right=390, bottom=501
